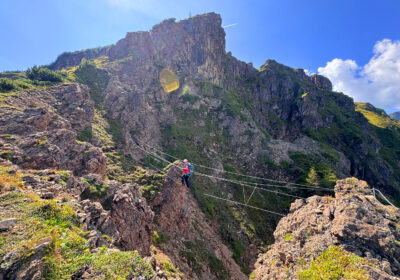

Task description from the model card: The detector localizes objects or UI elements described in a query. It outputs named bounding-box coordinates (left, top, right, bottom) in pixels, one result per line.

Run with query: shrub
left=306, top=167, right=319, bottom=186
left=26, top=66, right=63, bottom=82
left=0, top=165, right=24, bottom=192
left=297, top=245, right=369, bottom=280
left=74, top=59, right=109, bottom=106
left=152, top=231, right=169, bottom=249
left=90, top=249, right=154, bottom=279
left=0, top=78, right=16, bottom=92
left=162, top=260, right=177, bottom=276
left=284, top=233, right=294, bottom=241
left=77, top=126, right=93, bottom=142
left=80, top=178, right=109, bottom=199
left=56, top=170, right=71, bottom=182
left=0, top=150, right=12, bottom=160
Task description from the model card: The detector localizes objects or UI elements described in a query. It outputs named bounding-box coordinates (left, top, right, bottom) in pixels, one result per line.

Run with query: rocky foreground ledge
left=251, top=178, right=400, bottom=280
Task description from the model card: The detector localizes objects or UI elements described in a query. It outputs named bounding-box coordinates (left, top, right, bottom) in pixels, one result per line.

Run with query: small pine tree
left=306, top=167, right=320, bottom=186
left=321, top=168, right=338, bottom=188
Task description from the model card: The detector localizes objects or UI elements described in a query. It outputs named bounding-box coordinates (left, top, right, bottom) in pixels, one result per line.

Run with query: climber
left=181, top=159, right=194, bottom=188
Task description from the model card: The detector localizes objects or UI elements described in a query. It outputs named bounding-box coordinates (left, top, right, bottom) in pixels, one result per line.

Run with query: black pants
left=181, top=174, right=190, bottom=188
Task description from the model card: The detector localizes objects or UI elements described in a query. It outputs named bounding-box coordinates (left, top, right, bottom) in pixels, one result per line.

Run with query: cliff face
left=48, top=46, right=110, bottom=70
left=150, top=167, right=246, bottom=280
left=0, top=83, right=106, bottom=177
left=251, top=178, right=400, bottom=279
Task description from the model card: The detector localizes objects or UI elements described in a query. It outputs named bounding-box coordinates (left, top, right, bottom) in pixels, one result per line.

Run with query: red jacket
left=183, top=163, right=190, bottom=174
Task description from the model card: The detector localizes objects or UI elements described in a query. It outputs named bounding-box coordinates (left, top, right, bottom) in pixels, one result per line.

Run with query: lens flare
left=159, top=68, right=179, bottom=93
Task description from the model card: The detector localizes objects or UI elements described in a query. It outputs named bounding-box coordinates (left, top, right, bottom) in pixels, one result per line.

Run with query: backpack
left=188, top=163, right=194, bottom=175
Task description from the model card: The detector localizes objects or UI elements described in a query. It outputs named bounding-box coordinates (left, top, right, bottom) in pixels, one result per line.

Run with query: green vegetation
left=306, top=167, right=319, bottom=186
left=0, top=68, right=65, bottom=95
left=74, top=58, right=109, bottom=106
left=0, top=77, right=30, bottom=93
left=355, top=102, right=400, bottom=129
left=162, top=259, right=178, bottom=277
left=34, top=136, right=48, bottom=146
left=80, top=178, right=109, bottom=199
left=0, top=192, right=154, bottom=280
left=0, top=165, right=24, bottom=193
left=26, top=66, right=63, bottom=83
left=0, top=78, right=18, bottom=92
left=297, top=245, right=370, bottom=280
left=288, top=152, right=338, bottom=189
left=0, top=150, right=12, bottom=160
left=222, top=89, right=249, bottom=120
left=257, top=154, right=277, bottom=169
left=152, top=231, right=169, bottom=249
left=284, top=232, right=294, bottom=241
left=1, top=134, right=16, bottom=141
left=57, top=170, right=71, bottom=182
left=91, top=109, right=134, bottom=180
left=77, top=126, right=93, bottom=142
left=182, top=92, right=200, bottom=103
left=303, top=91, right=400, bottom=198
left=180, top=239, right=229, bottom=279
left=106, top=118, right=124, bottom=146
left=130, top=167, right=165, bottom=200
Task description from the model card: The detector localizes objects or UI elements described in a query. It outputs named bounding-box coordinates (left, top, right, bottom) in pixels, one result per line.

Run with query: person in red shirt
left=181, top=159, right=193, bottom=188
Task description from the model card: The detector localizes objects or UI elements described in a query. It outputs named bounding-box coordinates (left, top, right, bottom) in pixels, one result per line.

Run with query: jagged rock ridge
left=252, top=178, right=400, bottom=279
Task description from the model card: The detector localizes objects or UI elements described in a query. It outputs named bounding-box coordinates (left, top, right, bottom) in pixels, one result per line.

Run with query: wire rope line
left=144, top=159, right=177, bottom=182
left=136, top=139, right=333, bottom=191
left=203, top=193, right=285, bottom=217
left=133, top=140, right=295, bottom=214
left=229, top=178, right=333, bottom=192
left=246, top=187, right=257, bottom=205
left=194, top=171, right=304, bottom=199
left=373, top=188, right=397, bottom=208
left=132, top=140, right=305, bottom=199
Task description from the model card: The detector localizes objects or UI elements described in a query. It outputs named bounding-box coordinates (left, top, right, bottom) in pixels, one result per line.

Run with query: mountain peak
left=49, top=13, right=225, bottom=72
left=390, top=111, right=400, bottom=120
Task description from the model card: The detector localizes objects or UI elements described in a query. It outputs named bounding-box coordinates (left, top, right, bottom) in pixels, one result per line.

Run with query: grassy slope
left=0, top=188, right=154, bottom=280
left=355, top=102, right=400, bottom=129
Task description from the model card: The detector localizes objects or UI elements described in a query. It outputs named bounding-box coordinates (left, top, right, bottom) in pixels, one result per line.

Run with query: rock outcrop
left=252, top=178, right=400, bottom=279
left=0, top=83, right=106, bottom=177
left=150, top=166, right=247, bottom=280
left=80, top=182, right=154, bottom=256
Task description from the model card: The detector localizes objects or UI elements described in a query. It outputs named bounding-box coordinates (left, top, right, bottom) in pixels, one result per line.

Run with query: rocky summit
left=0, top=12, right=400, bottom=280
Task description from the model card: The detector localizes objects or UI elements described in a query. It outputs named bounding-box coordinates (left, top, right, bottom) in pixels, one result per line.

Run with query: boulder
left=0, top=218, right=17, bottom=231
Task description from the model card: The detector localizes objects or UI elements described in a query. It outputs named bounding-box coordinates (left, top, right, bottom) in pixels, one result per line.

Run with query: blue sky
left=1, top=0, right=400, bottom=111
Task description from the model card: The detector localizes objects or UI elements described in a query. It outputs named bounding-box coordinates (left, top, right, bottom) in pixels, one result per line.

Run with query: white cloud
left=304, top=69, right=315, bottom=76
left=318, top=39, right=400, bottom=110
